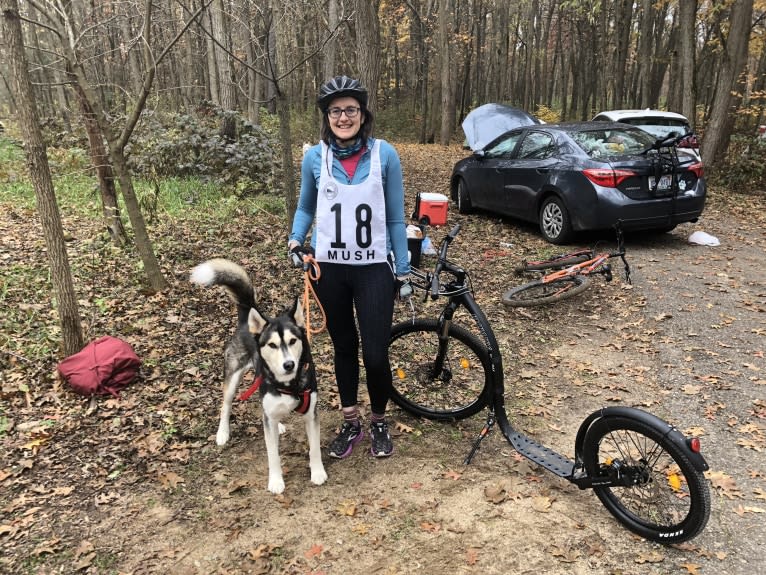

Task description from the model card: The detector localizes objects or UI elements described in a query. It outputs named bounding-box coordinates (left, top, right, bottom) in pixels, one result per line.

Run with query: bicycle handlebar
left=430, top=223, right=462, bottom=298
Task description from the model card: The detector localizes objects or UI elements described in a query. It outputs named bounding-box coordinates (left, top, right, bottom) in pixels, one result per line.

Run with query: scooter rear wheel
left=582, top=416, right=710, bottom=543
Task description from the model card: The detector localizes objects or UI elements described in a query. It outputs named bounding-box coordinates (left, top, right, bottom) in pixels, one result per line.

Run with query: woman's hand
left=396, top=275, right=413, bottom=300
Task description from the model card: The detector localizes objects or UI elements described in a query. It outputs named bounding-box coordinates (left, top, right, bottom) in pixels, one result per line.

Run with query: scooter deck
left=508, top=432, right=575, bottom=478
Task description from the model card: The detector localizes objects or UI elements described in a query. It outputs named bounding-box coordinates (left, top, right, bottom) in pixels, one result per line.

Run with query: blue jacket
left=289, top=137, right=410, bottom=276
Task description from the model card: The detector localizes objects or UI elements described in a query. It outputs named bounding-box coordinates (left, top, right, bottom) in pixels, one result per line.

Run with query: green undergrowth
left=0, top=134, right=288, bottom=365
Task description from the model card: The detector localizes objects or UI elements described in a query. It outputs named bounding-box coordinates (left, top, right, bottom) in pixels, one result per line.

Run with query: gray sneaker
left=369, top=421, right=394, bottom=457
left=328, top=421, right=363, bottom=458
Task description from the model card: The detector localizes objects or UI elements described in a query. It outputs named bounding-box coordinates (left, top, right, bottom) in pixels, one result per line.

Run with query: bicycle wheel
left=514, top=251, right=593, bottom=275
left=388, top=319, right=491, bottom=420
left=583, top=416, right=711, bottom=543
left=502, top=275, right=591, bottom=307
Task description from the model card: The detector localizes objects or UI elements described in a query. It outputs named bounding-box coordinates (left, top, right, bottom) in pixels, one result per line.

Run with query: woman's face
left=327, top=96, right=364, bottom=143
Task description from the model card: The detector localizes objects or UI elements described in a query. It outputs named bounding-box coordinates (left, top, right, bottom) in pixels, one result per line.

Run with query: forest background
left=1, top=0, right=766, bottom=371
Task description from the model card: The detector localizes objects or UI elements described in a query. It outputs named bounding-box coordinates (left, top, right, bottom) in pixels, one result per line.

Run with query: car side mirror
left=473, top=150, right=486, bottom=159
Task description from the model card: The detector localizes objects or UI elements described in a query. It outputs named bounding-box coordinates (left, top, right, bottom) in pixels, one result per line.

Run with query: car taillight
left=687, top=162, right=704, bottom=178
left=583, top=168, right=636, bottom=188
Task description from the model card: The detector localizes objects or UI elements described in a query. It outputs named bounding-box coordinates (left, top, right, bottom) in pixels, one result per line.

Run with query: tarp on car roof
left=461, top=103, right=541, bottom=151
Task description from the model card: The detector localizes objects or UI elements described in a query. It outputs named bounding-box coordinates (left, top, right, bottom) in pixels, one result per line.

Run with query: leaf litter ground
left=1, top=143, right=765, bottom=574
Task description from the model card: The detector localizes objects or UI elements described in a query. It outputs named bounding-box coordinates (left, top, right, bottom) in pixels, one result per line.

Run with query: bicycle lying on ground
left=502, top=225, right=631, bottom=307
left=388, top=224, right=710, bottom=543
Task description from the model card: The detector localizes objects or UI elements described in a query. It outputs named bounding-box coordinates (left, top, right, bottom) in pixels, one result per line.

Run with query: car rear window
left=617, top=117, right=690, bottom=139
left=569, top=128, right=654, bottom=159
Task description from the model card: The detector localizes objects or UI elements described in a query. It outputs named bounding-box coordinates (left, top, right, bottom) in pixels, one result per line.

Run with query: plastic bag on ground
left=688, top=231, right=720, bottom=246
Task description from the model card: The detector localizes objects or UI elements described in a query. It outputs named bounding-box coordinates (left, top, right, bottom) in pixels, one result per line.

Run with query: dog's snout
left=283, top=360, right=296, bottom=372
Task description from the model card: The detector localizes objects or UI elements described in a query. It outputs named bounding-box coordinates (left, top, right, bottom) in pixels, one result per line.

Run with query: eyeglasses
left=327, top=106, right=361, bottom=119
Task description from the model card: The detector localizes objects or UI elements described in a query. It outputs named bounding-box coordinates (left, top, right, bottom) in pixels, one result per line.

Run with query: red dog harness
left=237, top=373, right=312, bottom=415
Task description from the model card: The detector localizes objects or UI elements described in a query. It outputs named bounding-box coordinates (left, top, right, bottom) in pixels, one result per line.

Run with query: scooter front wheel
left=582, top=416, right=710, bottom=543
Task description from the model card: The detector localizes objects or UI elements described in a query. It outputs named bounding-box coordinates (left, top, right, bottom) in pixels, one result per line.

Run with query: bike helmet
left=317, top=75, right=368, bottom=111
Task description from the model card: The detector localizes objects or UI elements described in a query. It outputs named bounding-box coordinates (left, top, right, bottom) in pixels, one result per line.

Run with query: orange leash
left=301, top=254, right=326, bottom=341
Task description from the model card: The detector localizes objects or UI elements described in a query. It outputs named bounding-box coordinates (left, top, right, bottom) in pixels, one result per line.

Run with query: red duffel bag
left=57, top=336, right=141, bottom=397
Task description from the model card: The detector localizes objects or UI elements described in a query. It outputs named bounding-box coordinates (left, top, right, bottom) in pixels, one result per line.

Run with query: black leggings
left=312, top=262, right=395, bottom=414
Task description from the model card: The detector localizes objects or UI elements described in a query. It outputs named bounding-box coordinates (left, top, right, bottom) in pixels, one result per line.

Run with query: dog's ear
left=290, top=297, right=305, bottom=329
left=248, top=307, right=269, bottom=335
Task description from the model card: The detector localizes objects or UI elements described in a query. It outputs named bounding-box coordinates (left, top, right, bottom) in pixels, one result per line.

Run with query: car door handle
left=536, top=168, right=549, bottom=174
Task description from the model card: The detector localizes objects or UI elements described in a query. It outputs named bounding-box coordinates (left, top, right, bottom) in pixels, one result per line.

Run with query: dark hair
left=320, top=104, right=375, bottom=147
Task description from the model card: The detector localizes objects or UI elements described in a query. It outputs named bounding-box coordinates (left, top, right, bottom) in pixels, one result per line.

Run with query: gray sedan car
left=450, top=121, right=706, bottom=244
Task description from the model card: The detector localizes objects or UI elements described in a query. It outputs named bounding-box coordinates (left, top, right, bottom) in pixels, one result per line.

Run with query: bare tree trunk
left=120, top=13, right=143, bottom=96
left=638, top=0, right=654, bottom=108
left=72, top=83, right=128, bottom=245
left=211, top=0, right=236, bottom=139
left=702, top=0, right=753, bottom=167
left=277, top=91, right=297, bottom=222
left=679, top=0, right=698, bottom=126
left=244, top=1, right=260, bottom=123
left=613, top=0, right=633, bottom=108
left=2, top=0, right=84, bottom=356
left=266, top=6, right=277, bottom=114
left=438, top=0, right=454, bottom=144
left=205, top=6, right=220, bottom=104
left=354, top=0, right=381, bottom=112
left=323, top=0, right=338, bottom=79
left=404, top=0, right=429, bottom=143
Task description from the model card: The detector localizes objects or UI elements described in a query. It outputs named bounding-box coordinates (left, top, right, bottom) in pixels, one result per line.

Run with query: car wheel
left=456, top=178, right=473, bottom=214
left=539, top=196, right=573, bottom=244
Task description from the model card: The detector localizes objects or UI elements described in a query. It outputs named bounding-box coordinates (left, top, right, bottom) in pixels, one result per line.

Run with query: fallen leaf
left=484, top=483, right=508, bottom=504
left=551, top=545, right=581, bottom=562
left=336, top=500, right=357, bottom=516
left=466, top=547, right=480, bottom=565
left=227, top=479, right=251, bottom=494
left=394, top=421, right=415, bottom=433
left=74, top=540, right=95, bottom=559
left=443, top=469, right=462, bottom=481
left=74, top=552, right=96, bottom=571
left=680, top=563, right=701, bottom=575
left=420, top=521, right=441, bottom=532
left=532, top=496, right=553, bottom=512
left=635, top=550, right=665, bottom=563
left=158, top=471, right=185, bottom=490
left=304, top=543, right=323, bottom=560
left=706, top=470, right=744, bottom=499
left=733, top=505, right=766, bottom=515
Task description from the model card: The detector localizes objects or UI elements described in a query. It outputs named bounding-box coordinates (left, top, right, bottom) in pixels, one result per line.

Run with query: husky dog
left=190, top=258, right=327, bottom=494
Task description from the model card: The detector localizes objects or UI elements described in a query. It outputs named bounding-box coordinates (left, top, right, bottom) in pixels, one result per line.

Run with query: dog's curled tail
left=190, top=259, right=257, bottom=318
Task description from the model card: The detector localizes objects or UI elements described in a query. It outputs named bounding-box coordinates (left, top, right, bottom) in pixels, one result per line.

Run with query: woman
left=288, top=75, right=411, bottom=458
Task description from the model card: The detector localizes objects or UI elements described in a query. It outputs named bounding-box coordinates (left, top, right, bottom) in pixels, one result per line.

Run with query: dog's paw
left=268, top=476, right=285, bottom=494
left=278, top=422, right=286, bottom=435
left=310, top=467, right=328, bottom=486
left=216, top=427, right=230, bottom=446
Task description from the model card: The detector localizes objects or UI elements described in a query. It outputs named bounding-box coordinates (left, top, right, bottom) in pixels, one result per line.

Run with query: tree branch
left=115, top=0, right=211, bottom=150
left=174, top=0, right=352, bottom=86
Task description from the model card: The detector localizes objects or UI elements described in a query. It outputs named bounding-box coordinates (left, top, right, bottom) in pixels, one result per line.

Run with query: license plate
left=648, top=174, right=672, bottom=190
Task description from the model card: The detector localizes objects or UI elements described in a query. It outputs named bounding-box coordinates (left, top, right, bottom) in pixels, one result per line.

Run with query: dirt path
left=1, top=145, right=765, bottom=574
